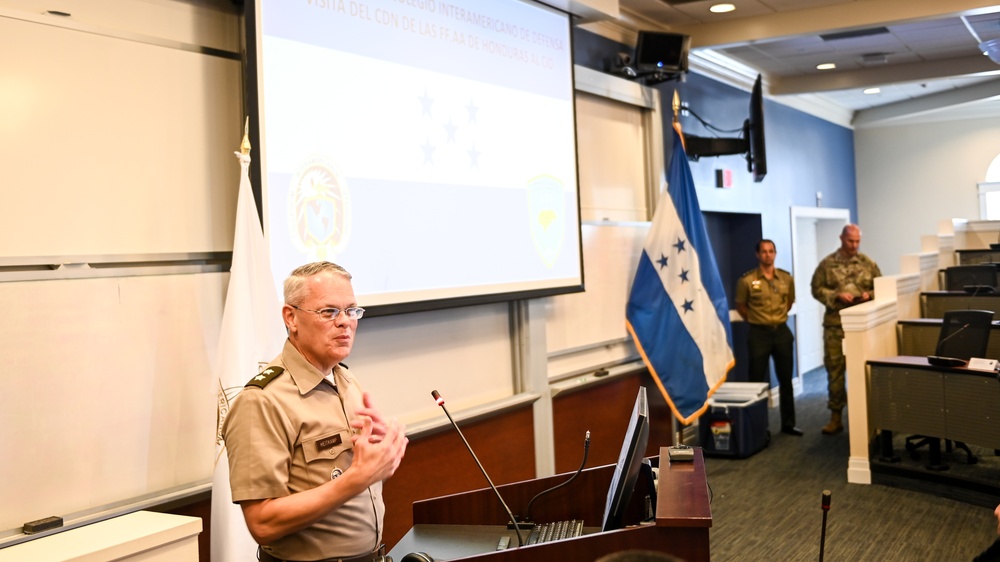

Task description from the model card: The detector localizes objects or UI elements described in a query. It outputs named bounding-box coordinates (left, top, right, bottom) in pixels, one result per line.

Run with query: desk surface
left=868, top=356, right=998, bottom=378
left=0, top=511, right=201, bottom=562
left=655, top=447, right=712, bottom=528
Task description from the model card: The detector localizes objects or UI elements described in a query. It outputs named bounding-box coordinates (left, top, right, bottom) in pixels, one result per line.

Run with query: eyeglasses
left=289, top=304, right=365, bottom=321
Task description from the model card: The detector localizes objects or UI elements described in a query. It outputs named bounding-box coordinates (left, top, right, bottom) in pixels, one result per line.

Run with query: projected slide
left=254, top=0, right=582, bottom=309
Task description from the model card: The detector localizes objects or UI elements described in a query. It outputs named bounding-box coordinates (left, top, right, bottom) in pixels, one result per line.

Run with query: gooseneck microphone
left=431, top=390, right=525, bottom=547
left=523, top=430, right=590, bottom=524
left=819, top=490, right=831, bottom=562
left=928, top=322, right=971, bottom=367
left=938, top=322, right=971, bottom=347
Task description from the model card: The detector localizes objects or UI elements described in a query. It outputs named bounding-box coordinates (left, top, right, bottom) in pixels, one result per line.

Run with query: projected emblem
left=288, top=156, right=351, bottom=261
left=526, top=175, right=565, bottom=267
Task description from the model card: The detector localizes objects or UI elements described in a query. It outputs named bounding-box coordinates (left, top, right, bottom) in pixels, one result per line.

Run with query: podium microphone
left=819, top=490, right=831, bottom=562
left=431, top=390, right=525, bottom=547
left=928, top=322, right=971, bottom=367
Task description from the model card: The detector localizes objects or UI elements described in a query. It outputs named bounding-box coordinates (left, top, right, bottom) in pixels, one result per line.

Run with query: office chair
left=943, top=264, right=998, bottom=293
left=906, top=309, right=994, bottom=468
left=933, top=309, right=993, bottom=361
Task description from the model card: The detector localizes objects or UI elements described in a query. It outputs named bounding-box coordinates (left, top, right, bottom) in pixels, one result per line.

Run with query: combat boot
left=821, top=410, right=843, bottom=434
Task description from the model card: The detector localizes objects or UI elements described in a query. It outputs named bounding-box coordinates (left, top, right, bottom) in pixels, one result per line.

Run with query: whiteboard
left=0, top=14, right=242, bottom=258
left=544, top=222, right=649, bottom=377
left=543, top=72, right=658, bottom=378
left=0, top=8, right=239, bottom=538
left=575, top=92, right=649, bottom=222
left=0, top=272, right=225, bottom=533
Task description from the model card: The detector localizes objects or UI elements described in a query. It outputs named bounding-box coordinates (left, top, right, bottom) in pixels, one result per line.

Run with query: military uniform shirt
left=223, top=339, right=383, bottom=560
left=736, top=268, right=795, bottom=325
left=810, top=250, right=882, bottom=327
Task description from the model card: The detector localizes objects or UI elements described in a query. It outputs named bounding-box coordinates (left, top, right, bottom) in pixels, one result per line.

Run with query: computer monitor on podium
left=601, top=386, right=650, bottom=532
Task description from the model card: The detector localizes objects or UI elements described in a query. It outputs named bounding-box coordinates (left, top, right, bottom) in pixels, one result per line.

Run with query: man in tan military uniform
left=736, top=240, right=800, bottom=435
left=223, top=262, right=408, bottom=562
left=810, top=224, right=881, bottom=435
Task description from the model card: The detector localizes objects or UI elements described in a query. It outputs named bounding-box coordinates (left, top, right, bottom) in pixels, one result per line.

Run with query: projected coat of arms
left=288, top=156, right=352, bottom=261
left=526, top=174, right=565, bottom=267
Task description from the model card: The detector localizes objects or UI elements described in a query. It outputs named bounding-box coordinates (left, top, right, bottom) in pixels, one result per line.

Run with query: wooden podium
left=388, top=447, right=712, bottom=562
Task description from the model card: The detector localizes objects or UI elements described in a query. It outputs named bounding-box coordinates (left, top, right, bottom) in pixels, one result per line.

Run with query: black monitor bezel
left=634, top=31, right=690, bottom=73
left=600, top=387, right=650, bottom=532
left=747, top=74, right=767, bottom=183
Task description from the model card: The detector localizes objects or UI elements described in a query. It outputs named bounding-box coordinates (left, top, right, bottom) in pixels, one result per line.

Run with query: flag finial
left=240, top=117, right=251, bottom=155
left=672, top=91, right=680, bottom=123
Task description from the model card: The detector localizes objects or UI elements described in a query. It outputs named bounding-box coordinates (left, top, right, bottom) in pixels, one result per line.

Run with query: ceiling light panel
left=666, top=0, right=773, bottom=22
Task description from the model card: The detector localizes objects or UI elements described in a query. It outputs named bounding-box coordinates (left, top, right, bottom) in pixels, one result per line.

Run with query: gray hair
left=284, top=261, right=352, bottom=305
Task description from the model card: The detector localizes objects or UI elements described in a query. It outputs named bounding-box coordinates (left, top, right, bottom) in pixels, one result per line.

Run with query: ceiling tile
left=616, top=0, right=1000, bottom=114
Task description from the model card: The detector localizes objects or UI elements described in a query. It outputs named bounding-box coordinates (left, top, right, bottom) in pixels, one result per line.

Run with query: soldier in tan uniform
left=810, top=224, right=881, bottom=435
left=736, top=240, right=800, bottom=436
left=223, top=262, right=408, bottom=562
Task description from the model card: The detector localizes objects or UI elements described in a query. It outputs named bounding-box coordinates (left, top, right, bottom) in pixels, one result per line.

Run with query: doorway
left=703, top=211, right=763, bottom=382
left=790, top=206, right=850, bottom=375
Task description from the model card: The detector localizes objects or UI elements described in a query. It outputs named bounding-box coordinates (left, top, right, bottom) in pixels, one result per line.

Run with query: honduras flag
left=626, top=124, right=733, bottom=424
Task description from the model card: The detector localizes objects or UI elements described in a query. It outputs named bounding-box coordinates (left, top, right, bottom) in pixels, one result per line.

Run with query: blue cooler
left=699, top=382, right=770, bottom=458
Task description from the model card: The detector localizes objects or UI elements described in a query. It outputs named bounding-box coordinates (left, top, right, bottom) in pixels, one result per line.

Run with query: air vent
left=860, top=52, right=889, bottom=65
left=820, top=27, right=890, bottom=41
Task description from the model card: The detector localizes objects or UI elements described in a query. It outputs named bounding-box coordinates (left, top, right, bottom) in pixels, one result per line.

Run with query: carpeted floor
left=698, top=368, right=999, bottom=561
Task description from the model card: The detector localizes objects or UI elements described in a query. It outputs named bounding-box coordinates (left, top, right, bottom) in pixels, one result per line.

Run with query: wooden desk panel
left=867, top=356, right=1000, bottom=449
left=394, top=451, right=712, bottom=562
left=944, top=373, right=1000, bottom=446
left=867, top=359, right=945, bottom=437
left=382, top=403, right=537, bottom=549
left=552, top=369, right=673, bottom=474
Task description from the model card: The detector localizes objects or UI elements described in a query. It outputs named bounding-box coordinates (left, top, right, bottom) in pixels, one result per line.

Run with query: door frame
left=790, top=206, right=851, bottom=379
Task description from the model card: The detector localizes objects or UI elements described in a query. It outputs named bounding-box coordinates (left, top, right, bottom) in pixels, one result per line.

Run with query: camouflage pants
left=822, top=325, right=847, bottom=411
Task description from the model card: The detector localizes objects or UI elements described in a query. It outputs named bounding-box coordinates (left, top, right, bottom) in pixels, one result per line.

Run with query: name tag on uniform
left=316, top=434, right=343, bottom=452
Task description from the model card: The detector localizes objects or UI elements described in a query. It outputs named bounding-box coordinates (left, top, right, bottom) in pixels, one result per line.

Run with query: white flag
left=211, top=150, right=286, bottom=562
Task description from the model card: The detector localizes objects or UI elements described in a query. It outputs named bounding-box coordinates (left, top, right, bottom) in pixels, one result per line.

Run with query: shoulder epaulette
left=740, top=268, right=757, bottom=278
left=245, top=366, right=285, bottom=389
left=777, top=268, right=791, bottom=275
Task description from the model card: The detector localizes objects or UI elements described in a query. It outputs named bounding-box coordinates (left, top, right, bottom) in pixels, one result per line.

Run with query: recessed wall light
left=816, top=63, right=836, bottom=70
left=710, top=4, right=736, bottom=14
left=863, top=87, right=881, bottom=95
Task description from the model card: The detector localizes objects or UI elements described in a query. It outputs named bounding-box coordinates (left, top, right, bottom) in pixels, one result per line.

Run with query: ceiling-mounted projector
left=980, top=38, right=1000, bottom=64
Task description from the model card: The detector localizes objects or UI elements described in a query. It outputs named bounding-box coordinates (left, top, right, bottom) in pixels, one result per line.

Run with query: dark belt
left=749, top=323, right=785, bottom=330
left=258, top=544, right=387, bottom=562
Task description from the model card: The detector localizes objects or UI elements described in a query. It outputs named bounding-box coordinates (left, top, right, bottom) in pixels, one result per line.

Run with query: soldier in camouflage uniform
left=810, top=224, right=881, bottom=435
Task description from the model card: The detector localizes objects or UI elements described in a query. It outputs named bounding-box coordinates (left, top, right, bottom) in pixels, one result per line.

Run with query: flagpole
left=211, top=114, right=287, bottom=562
left=241, top=116, right=250, bottom=156
left=670, top=90, right=683, bottom=447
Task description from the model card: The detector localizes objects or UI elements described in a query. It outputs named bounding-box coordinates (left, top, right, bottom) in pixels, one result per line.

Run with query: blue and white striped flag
left=626, top=124, right=733, bottom=424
